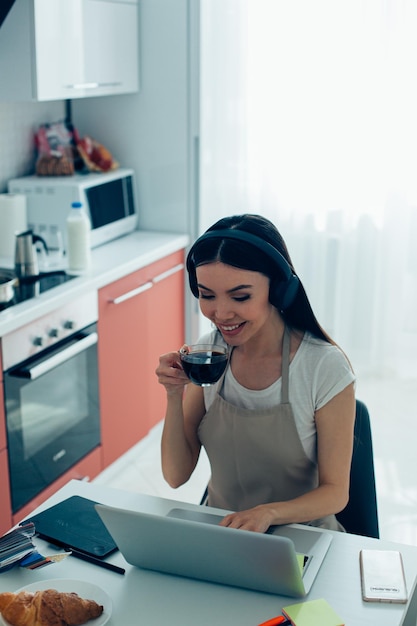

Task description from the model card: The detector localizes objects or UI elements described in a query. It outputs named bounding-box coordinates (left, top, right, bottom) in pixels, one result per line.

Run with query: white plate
left=0, top=579, right=112, bottom=626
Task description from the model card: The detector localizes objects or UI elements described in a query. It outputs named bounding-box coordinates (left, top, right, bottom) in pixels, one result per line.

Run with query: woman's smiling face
left=196, top=262, right=278, bottom=345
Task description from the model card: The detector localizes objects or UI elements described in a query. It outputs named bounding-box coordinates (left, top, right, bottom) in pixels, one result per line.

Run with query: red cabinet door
left=98, top=250, right=185, bottom=468
left=99, top=265, right=151, bottom=468
left=146, top=252, right=185, bottom=429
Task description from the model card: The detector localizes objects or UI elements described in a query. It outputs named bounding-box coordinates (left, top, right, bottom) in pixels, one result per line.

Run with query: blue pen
left=19, top=551, right=43, bottom=567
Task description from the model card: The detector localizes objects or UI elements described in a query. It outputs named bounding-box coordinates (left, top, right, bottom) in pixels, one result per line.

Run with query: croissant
left=0, top=589, right=103, bottom=626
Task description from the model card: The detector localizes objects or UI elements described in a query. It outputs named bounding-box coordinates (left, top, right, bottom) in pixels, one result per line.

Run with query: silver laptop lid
left=96, top=504, right=331, bottom=597
left=166, top=507, right=332, bottom=595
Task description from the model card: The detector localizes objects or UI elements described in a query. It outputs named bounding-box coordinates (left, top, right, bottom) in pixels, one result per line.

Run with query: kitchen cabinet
left=0, top=0, right=139, bottom=102
left=0, top=235, right=186, bottom=528
left=146, top=254, right=186, bottom=426
left=98, top=250, right=185, bottom=468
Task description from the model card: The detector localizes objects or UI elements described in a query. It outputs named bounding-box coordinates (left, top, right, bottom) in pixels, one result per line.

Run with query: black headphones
left=186, top=229, right=300, bottom=311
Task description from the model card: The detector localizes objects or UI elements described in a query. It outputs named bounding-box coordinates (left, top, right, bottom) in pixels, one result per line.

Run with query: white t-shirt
left=198, top=328, right=356, bottom=462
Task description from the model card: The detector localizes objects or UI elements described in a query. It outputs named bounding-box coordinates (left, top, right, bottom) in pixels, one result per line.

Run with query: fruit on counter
left=76, top=136, right=119, bottom=172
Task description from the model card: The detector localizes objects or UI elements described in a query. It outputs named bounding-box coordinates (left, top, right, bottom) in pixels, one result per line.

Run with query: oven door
left=4, top=323, right=100, bottom=513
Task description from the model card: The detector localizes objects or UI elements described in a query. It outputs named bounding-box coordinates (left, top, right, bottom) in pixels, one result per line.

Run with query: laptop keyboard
left=166, top=507, right=310, bottom=574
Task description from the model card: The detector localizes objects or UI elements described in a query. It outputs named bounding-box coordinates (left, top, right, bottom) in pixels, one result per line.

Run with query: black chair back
left=336, top=399, right=379, bottom=538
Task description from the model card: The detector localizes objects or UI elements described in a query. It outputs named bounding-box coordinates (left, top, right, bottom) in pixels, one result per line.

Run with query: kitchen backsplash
left=0, top=101, right=64, bottom=193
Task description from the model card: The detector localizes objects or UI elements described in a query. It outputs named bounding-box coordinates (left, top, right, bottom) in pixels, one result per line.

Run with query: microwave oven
left=8, top=168, right=138, bottom=251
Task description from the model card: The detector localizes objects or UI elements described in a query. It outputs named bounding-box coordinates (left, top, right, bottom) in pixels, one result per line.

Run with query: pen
left=66, top=548, right=125, bottom=575
left=258, top=617, right=291, bottom=626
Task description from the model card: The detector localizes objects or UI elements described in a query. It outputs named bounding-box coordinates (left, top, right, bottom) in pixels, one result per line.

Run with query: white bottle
left=66, top=201, right=92, bottom=273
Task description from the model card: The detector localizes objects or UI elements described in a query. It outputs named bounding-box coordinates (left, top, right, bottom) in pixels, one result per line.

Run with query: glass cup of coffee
left=180, top=344, right=229, bottom=387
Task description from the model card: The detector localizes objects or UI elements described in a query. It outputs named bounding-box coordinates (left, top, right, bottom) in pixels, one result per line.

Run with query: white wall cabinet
left=0, top=0, right=139, bottom=102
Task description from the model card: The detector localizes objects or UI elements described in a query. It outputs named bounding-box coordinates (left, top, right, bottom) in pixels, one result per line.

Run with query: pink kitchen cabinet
left=145, top=251, right=185, bottom=430
left=98, top=250, right=185, bottom=468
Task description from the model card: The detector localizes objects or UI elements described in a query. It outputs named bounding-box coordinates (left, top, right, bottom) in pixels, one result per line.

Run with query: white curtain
left=199, top=0, right=417, bottom=377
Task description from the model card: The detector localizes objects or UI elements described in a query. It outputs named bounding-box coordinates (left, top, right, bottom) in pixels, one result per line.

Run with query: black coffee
left=181, top=350, right=228, bottom=385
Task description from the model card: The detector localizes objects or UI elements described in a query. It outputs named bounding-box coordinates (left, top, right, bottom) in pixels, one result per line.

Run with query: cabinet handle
left=64, top=82, right=99, bottom=90
left=109, top=264, right=183, bottom=305
left=65, top=82, right=122, bottom=90
left=110, top=281, right=153, bottom=305
left=152, top=263, right=184, bottom=284
left=96, top=82, right=123, bottom=88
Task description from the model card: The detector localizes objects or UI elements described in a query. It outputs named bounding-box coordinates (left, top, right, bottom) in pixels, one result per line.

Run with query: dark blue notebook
left=22, top=495, right=118, bottom=558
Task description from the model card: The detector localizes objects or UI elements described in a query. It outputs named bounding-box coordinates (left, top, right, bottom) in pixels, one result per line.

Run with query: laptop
left=95, top=503, right=332, bottom=597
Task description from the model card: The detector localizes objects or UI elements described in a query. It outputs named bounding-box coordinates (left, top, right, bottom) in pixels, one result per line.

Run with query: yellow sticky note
left=282, top=598, right=344, bottom=626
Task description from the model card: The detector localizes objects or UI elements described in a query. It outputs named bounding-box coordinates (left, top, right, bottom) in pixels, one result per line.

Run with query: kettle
left=14, top=229, right=49, bottom=278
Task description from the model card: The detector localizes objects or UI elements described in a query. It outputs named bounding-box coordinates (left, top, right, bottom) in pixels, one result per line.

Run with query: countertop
left=0, top=230, right=189, bottom=337
left=1, top=480, right=417, bottom=626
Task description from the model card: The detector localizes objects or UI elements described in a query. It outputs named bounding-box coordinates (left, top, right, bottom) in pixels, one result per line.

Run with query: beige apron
left=198, top=328, right=343, bottom=531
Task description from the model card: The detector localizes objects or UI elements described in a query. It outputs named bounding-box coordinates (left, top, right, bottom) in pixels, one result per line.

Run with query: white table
left=1, top=480, right=417, bottom=626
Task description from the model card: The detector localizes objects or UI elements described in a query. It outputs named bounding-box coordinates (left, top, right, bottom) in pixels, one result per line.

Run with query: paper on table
left=282, top=598, right=344, bottom=626
left=0, top=523, right=36, bottom=571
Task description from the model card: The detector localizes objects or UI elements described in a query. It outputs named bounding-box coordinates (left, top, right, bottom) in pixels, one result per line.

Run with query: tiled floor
left=93, top=374, right=417, bottom=546
left=93, top=420, right=211, bottom=505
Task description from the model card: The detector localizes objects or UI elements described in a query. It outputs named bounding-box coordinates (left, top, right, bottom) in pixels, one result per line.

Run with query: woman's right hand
left=155, top=349, right=190, bottom=396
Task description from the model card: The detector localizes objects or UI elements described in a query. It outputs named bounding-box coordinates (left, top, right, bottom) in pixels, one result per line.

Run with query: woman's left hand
left=219, top=505, right=275, bottom=534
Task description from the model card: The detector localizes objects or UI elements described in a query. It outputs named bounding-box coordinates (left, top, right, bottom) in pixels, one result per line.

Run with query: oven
left=2, top=291, right=100, bottom=514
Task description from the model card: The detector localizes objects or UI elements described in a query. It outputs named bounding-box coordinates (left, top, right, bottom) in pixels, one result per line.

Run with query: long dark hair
left=187, top=214, right=334, bottom=344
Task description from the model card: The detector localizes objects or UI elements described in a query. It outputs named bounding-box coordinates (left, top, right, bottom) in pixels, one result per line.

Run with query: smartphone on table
left=360, top=549, right=407, bottom=603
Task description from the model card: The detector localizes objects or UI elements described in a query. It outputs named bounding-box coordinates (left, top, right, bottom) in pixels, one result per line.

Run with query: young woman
left=156, top=214, right=355, bottom=533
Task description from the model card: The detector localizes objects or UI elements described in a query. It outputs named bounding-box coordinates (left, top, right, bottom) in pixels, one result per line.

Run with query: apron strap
left=281, top=327, right=290, bottom=404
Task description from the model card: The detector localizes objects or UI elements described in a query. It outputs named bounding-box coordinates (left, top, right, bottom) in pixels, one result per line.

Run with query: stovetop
left=0, top=270, right=75, bottom=312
